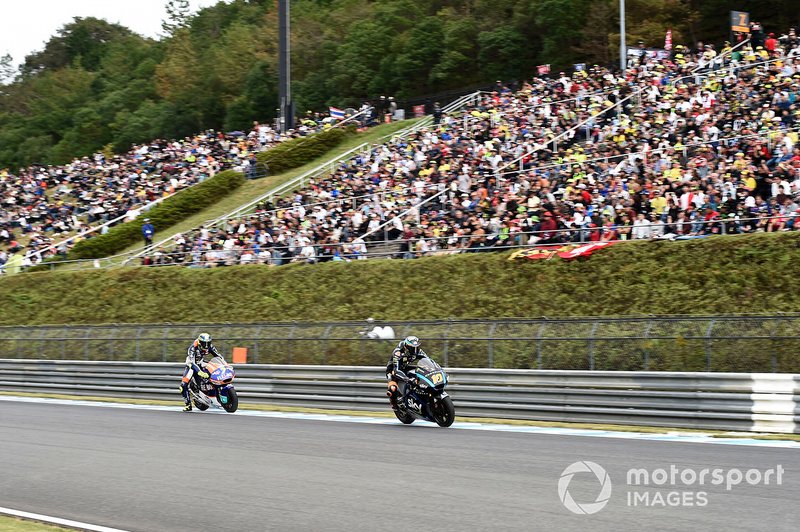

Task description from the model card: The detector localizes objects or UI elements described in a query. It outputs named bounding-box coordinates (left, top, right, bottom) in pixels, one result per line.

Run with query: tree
left=534, top=0, right=592, bottom=68
left=574, top=0, right=614, bottom=65
left=21, top=17, right=133, bottom=75
left=477, top=27, right=527, bottom=82
left=155, top=30, right=203, bottom=105
left=0, top=53, right=16, bottom=86
left=390, top=17, right=445, bottom=96
left=162, top=0, right=192, bottom=36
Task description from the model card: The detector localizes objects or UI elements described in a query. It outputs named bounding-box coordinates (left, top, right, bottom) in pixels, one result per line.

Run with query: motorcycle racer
left=180, top=333, right=222, bottom=411
left=386, top=336, right=427, bottom=406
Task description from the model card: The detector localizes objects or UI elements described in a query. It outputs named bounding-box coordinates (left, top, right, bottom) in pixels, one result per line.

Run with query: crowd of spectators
left=137, top=26, right=800, bottom=268
left=4, top=26, right=800, bottom=273
left=0, top=109, right=359, bottom=274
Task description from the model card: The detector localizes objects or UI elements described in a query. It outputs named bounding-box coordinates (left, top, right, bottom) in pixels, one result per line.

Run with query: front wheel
left=220, top=388, right=238, bottom=413
left=433, top=396, right=455, bottom=427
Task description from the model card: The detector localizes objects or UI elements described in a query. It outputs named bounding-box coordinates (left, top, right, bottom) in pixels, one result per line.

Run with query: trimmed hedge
left=7, top=230, right=800, bottom=323
left=66, top=169, right=245, bottom=260
left=257, top=126, right=357, bottom=176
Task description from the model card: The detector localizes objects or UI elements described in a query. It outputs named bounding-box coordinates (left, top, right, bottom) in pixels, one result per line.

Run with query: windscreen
left=207, top=356, right=227, bottom=366
left=206, top=356, right=228, bottom=374
left=413, top=357, right=441, bottom=374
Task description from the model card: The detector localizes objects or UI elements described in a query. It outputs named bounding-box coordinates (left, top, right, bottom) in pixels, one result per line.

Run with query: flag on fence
left=556, top=242, right=616, bottom=260
left=537, top=64, right=551, bottom=75
left=508, top=248, right=557, bottom=261
left=329, top=107, right=345, bottom=120
left=573, top=63, right=587, bottom=72
left=508, top=242, right=620, bottom=262
left=665, top=29, right=673, bottom=51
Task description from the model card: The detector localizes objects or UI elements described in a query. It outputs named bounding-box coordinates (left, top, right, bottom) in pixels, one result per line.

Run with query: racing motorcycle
left=391, top=356, right=455, bottom=427
left=189, top=356, right=239, bottom=413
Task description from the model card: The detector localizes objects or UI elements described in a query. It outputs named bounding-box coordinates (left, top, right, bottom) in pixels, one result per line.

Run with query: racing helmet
left=403, top=336, right=421, bottom=356
left=197, top=333, right=212, bottom=351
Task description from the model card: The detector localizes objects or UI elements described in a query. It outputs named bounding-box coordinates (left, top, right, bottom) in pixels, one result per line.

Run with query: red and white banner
left=537, top=64, right=551, bottom=75
left=412, top=105, right=426, bottom=118
left=556, top=242, right=616, bottom=260
left=665, top=29, right=673, bottom=51
left=509, top=242, right=620, bottom=262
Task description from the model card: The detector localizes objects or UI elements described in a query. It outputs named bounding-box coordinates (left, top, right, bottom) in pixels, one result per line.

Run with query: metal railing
left=13, top=213, right=799, bottom=273
left=692, top=38, right=750, bottom=72
left=2, top=316, right=800, bottom=373
left=1, top=360, right=797, bottom=433
left=498, top=126, right=800, bottom=178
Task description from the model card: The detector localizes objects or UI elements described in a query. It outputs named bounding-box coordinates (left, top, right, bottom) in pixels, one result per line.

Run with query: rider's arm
left=185, top=346, right=201, bottom=373
left=391, top=348, right=402, bottom=370
left=389, top=347, right=408, bottom=378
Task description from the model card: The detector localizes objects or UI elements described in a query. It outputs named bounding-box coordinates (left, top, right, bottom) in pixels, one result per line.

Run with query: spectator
left=432, top=102, right=443, bottom=125
left=2, top=247, right=23, bottom=275
left=141, top=218, right=155, bottom=247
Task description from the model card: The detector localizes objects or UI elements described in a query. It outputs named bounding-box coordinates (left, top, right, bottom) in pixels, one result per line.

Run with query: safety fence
left=2, top=316, right=800, bottom=373
left=1, top=360, right=797, bottom=433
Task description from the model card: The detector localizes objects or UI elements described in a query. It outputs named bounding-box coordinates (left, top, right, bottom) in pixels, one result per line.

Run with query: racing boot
left=387, top=381, right=400, bottom=408
left=180, top=382, right=192, bottom=411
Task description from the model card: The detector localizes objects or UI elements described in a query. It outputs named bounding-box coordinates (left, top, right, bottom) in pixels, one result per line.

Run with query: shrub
left=256, top=126, right=356, bottom=176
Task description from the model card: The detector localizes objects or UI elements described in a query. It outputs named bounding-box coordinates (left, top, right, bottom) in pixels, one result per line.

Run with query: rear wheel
left=220, top=388, right=238, bottom=413
left=393, top=408, right=415, bottom=424
left=193, top=399, right=209, bottom=411
left=433, top=396, right=455, bottom=427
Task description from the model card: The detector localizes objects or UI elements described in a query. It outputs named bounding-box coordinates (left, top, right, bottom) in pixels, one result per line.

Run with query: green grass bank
left=2, top=231, right=800, bottom=326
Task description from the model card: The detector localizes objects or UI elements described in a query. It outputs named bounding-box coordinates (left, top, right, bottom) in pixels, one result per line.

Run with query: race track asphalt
left=1, top=400, right=798, bottom=532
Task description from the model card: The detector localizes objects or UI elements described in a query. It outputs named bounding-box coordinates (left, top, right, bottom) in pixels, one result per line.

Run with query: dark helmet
left=197, top=333, right=212, bottom=351
left=402, top=336, right=421, bottom=356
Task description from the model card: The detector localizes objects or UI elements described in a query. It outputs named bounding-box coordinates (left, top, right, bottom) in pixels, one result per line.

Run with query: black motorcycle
left=391, top=356, right=455, bottom=427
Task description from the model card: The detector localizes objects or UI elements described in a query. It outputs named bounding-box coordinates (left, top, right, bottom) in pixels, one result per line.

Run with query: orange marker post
left=232, top=347, right=248, bottom=364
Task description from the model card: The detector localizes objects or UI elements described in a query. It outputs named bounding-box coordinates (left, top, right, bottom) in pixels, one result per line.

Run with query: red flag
left=556, top=242, right=615, bottom=260
left=537, top=64, right=551, bottom=76
left=665, top=29, right=673, bottom=51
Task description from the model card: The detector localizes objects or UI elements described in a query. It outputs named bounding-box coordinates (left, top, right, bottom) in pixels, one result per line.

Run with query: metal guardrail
left=1, top=360, right=797, bottom=433
left=2, top=316, right=800, bottom=373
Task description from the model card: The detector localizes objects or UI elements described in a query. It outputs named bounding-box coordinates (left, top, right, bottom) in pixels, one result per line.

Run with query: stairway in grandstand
left=365, top=238, right=403, bottom=260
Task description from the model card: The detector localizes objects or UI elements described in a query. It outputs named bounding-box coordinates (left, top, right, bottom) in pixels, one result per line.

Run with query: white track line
left=1, top=395, right=799, bottom=449
left=0, top=506, right=130, bottom=532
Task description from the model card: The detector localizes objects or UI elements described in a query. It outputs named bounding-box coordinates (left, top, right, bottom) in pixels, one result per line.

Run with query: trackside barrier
left=1, top=360, right=797, bottom=434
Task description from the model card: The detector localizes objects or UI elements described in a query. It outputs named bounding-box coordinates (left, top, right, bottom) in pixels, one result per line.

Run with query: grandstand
left=2, top=28, right=799, bottom=273
left=0, top=108, right=369, bottom=271
left=122, top=34, right=800, bottom=268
